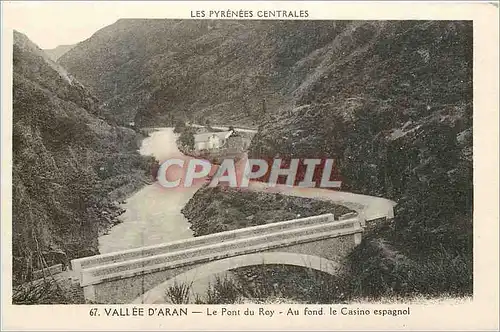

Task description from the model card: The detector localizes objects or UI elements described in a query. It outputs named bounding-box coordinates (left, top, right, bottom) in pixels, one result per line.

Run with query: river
left=98, top=128, right=196, bottom=254
left=98, top=127, right=236, bottom=301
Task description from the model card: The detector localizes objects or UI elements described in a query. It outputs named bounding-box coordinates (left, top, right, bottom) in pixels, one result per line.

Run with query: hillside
left=12, top=31, right=154, bottom=285
left=249, top=21, right=473, bottom=296
left=182, top=186, right=353, bottom=236
left=44, top=44, right=75, bottom=61
left=58, top=19, right=351, bottom=126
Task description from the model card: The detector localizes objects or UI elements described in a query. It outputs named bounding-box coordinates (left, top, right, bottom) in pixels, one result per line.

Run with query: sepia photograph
left=1, top=1, right=499, bottom=330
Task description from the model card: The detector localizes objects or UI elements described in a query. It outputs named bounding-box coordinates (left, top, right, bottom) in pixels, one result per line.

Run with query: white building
left=194, top=130, right=234, bottom=151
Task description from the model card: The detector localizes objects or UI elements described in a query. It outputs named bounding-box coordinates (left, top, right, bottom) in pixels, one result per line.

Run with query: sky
left=3, top=1, right=330, bottom=49
left=4, top=2, right=140, bottom=49
left=3, top=1, right=180, bottom=49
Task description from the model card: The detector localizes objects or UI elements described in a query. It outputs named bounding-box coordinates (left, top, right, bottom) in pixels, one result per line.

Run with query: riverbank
left=13, top=128, right=157, bottom=304
left=96, top=129, right=158, bottom=238
left=174, top=124, right=254, bottom=165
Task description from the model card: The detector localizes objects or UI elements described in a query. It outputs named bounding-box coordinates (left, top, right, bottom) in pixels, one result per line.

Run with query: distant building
left=193, top=129, right=252, bottom=153
left=194, top=130, right=235, bottom=151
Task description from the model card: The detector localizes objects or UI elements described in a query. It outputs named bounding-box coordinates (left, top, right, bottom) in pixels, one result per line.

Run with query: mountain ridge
left=44, top=44, right=76, bottom=61
left=58, top=19, right=352, bottom=126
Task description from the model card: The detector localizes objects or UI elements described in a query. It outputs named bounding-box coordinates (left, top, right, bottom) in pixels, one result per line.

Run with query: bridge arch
left=133, top=252, right=341, bottom=304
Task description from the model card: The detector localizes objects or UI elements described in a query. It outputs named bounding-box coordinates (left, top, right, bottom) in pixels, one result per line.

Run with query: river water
left=98, top=127, right=235, bottom=302
left=98, top=128, right=196, bottom=254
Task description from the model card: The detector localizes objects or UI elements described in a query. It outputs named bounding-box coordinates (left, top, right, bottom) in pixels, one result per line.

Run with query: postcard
left=1, top=1, right=498, bottom=330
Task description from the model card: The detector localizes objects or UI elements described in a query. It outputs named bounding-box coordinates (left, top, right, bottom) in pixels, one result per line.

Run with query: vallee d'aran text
left=100, top=307, right=189, bottom=317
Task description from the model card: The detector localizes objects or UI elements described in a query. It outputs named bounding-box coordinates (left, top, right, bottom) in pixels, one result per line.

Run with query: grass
left=342, top=220, right=473, bottom=300
left=164, top=280, right=192, bottom=304
left=348, top=293, right=472, bottom=304
left=13, top=279, right=63, bottom=304
left=163, top=264, right=348, bottom=304
left=12, top=275, right=84, bottom=304
left=205, top=275, right=240, bottom=304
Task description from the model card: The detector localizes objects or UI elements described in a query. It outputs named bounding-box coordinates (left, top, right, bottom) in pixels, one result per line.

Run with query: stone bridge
left=72, top=213, right=374, bottom=304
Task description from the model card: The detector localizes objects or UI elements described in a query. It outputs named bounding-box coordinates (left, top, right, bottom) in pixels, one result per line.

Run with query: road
left=188, top=123, right=258, bottom=134
left=227, top=152, right=397, bottom=222
left=247, top=181, right=396, bottom=222
left=185, top=124, right=395, bottom=220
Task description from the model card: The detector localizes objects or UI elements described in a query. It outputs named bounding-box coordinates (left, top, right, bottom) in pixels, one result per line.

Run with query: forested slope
left=13, top=31, right=154, bottom=284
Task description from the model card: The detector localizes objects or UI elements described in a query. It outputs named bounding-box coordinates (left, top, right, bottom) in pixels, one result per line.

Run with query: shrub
left=164, top=280, right=192, bottom=304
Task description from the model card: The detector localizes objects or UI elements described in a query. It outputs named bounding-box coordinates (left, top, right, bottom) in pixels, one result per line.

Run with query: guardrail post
left=354, top=232, right=362, bottom=245
left=71, top=259, right=81, bottom=273
left=359, top=212, right=366, bottom=227
left=83, top=285, right=97, bottom=303
left=387, top=207, right=395, bottom=219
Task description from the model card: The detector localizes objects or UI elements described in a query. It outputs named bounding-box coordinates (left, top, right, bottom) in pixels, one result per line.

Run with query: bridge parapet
left=79, top=217, right=361, bottom=287
left=73, top=214, right=366, bottom=303
left=72, top=213, right=337, bottom=279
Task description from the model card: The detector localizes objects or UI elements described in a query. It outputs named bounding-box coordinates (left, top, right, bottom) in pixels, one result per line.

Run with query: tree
left=205, top=119, right=215, bottom=131
left=167, top=112, right=175, bottom=126
left=173, top=119, right=186, bottom=133
left=178, top=128, right=195, bottom=151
